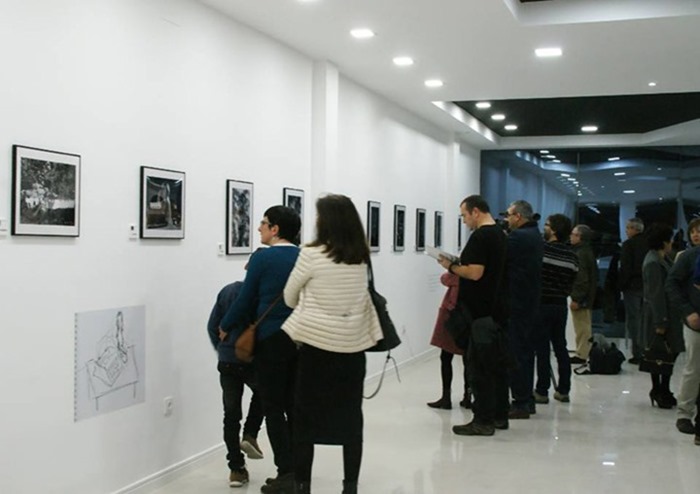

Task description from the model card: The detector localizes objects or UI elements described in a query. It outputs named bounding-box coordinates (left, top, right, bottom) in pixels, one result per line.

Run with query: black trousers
left=218, top=361, right=264, bottom=470
left=254, top=331, right=298, bottom=475
left=467, top=325, right=510, bottom=424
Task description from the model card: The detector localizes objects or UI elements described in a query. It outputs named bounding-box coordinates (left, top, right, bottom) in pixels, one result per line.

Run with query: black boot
left=342, top=480, right=358, bottom=494
left=295, top=481, right=311, bottom=494
left=460, top=388, right=472, bottom=409
left=427, top=390, right=451, bottom=409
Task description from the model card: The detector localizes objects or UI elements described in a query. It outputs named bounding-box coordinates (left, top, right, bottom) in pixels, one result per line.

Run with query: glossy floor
left=145, top=349, right=699, bottom=494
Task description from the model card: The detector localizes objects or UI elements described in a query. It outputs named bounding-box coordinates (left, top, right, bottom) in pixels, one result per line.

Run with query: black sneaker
left=452, top=421, right=495, bottom=436
left=494, top=419, right=509, bottom=430
left=676, top=418, right=695, bottom=434
left=261, top=472, right=294, bottom=493
left=628, top=357, right=641, bottom=364
left=570, top=356, right=587, bottom=365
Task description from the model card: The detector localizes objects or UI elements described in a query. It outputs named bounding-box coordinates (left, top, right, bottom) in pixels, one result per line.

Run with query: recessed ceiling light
left=540, top=150, right=549, bottom=154
left=648, top=81, right=657, bottom=87
left=560, top=173, right=570, bottom=177
left=546, top=154, right=556, bottom=159
left=623, top=190, right=636, bottom=194
left=614, top=172, right=626, bottom=176
left=491, top=114, right=506, bottom=121
left=476, top=102, right=491, bottom=109
left=504, top=124, right=518, bottom=131
left=535, top=47, right=563, bottom=58
left=552, top=159, right=561, bottom=163
left=350, top=28, right=375, bottom=39
left=424, top=79, right=443, bottom=88
left=581, top=125, right=598, bottom=132
left=393, top=56, right=414, bottom=66
left=657, top=167, right=662, bottom=171
left=659, top=197, right=663, bottom=201
left=608, top=157, right=620, bottom=161
left=567, top=178, right=576, bottom=181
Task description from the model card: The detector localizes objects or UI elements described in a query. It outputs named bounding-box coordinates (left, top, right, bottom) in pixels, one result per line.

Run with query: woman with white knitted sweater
left=283, top=194, right=382, bottom=494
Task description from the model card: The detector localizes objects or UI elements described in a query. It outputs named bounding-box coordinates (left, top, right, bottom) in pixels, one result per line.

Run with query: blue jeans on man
left=507, top=314, right=536, bottom=412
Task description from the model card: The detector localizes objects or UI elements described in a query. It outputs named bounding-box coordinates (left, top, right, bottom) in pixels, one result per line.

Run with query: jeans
left=623, top=290, right=644, bottom=358
left=255, top=330, right=298, bottom=475
left=507, top=315, right=535, bottom=410
left=534, top=304, right=571, bottom=395
left=218, top=361, right=264, bottom=470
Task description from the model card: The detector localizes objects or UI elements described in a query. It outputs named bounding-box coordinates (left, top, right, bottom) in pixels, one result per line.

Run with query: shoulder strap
left=366, top=255, right=376, bottom=291
left=363, top=351, right=400, bottom=399
left=254, top=293, right=284, bottom=327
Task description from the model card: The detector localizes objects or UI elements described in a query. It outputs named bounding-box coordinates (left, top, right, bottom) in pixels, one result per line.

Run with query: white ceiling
left=199, top=0, right=700, bottom=149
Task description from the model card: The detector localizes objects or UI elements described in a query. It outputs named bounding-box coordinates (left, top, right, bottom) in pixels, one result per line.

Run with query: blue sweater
left=207, top=281, right=252, bottom=363
left=220, top=244, right=300, bottom=343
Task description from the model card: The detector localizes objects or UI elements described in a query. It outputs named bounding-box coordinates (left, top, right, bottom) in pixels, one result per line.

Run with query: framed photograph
left=416, top=208, right=426, bottom=251
left=434, top=211, right=443, bottom=248
left=367, top=201, right=381, bottom=252
left=393, top=205, right=406, bottom=252
left=457, top=215, right=466, bottom=252
left=12, top=145, right=81, bottom=236
left=283, top=187, right=304, bottom=244
left=140, top=166, right=185, bottom=239
left=227, top=180, right=254, bottom=254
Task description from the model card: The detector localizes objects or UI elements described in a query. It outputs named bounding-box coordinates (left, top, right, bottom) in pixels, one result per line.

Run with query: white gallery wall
left=0, top=1, right=479, bottom=493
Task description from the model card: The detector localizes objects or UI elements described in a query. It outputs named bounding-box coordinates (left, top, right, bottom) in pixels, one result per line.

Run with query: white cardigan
left=282, top=245, right=383, bottom=353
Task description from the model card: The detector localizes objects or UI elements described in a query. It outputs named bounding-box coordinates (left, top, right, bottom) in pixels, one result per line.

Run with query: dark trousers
left=255, top=330, right=298, bottom=475
left=534, top=304, right=571, bottom=395
left=295, top=440, right=363, bottom=483
left=439, top=350, right=469, bottom=398
left=467, top=326, right=510, bottom=424
left=507, top=314, right=535, bottom=410
left=623, top=290, right=644, bottom=358
left=218, top=361, right=264, bottom=470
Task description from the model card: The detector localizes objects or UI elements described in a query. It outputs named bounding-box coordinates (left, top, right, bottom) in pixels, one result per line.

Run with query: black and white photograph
left=227, top=180, right=254, bottom=254
left=12, top=145, right=81, bottom=236
left=140, top=167, right=185, bottom=239
left=416, top=208, right=426, bottom=251
left=367, top=201, right=381, bottom=252
left=457, top=215, right=467, bottom=252
left=283, top=187, right=304, bottom=244
left=434, top=211, right=443, bottom=248
left=393, top=204, right=406, bottom=252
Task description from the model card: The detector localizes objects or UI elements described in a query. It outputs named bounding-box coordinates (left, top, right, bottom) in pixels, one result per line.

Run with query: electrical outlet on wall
left=163, top=397, right=174, bottom=417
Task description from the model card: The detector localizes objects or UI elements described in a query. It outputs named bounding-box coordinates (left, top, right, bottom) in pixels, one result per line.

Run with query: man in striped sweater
left=533, top=214, right=579, bottom=404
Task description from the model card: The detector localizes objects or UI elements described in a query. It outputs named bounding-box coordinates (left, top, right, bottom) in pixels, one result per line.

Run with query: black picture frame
left=283, top=187, right=304, bottom=244
left=434, top=211, right=443, bottom=248
left=226, top=179, right=254, bottom=254
left=11, top=145, right=81, bottom=236
left=140, top=166, right=185, bottom=239
left=367, top=201, right=381, bottom=252
left=393, top=205, right=406, bottom=252
left=416, top=208, right=426, bottom=251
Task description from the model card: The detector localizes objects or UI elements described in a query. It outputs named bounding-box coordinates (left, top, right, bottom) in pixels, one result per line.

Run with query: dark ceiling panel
left=454, top=93, right=700, bottom=137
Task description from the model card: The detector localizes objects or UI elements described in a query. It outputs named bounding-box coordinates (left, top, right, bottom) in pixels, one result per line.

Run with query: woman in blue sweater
left=220, top=205, right=300, bottom=493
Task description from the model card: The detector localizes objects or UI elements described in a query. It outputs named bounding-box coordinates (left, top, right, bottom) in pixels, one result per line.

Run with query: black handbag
left=365, top=259, right=401, bottom=352
left=444, top=302, right=472, bottom=349
left=639, top=334, right=676, bottom=376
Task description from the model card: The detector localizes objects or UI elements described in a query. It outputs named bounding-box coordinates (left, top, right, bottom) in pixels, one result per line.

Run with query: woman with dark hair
left=642, top=223, right=684, bottom=408
left=219, top=205, right=301, bottom=492
left=282, top=194, right=382, bottom=494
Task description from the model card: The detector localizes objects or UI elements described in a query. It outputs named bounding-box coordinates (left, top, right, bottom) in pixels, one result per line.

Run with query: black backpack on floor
left=574, top=335, right=625, bottom=375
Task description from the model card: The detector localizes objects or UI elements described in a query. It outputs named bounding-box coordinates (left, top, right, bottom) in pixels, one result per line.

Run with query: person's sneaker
left=240, top=434, right=264, bottom=460
left=494, top=418, right=509, bottom=430
left=427, top=397, right=452, bottom=410
left=570, top=356, right=587, bottom=365
left=676, top=418, right=695, bottom=434
left=459, top=395, right=472, bottom=409
left=554, top=391, right=570, bottom=403
left=452, top=421, right=495, bottom=436
left=260, top=472, right=294, bottom=493
left=229, top=467, right=249, bottom=488
left=533, top=392, right=549, bottom=404
left=628, top=357, right=641, bottom=364
left=508, top=408, right=530, bottom=419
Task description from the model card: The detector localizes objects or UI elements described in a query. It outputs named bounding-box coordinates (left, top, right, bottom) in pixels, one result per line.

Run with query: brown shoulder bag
left=234, top=294, right=283, bottom=363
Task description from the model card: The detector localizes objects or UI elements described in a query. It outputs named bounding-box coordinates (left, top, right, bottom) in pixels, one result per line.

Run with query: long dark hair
left=309, top=194, right=369, bottom=264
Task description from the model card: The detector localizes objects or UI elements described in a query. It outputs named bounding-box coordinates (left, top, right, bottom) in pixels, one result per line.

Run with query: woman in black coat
left=642, top=224, right=684, bottom=409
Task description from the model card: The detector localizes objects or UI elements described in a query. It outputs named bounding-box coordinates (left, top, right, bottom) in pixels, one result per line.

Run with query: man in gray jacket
left=666, top=245, right=700, bottom=438
left=569, top=225, right=598, bottom=364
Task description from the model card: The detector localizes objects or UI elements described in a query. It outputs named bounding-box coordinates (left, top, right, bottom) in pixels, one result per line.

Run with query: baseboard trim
left=111, top=443, right=225, bottom=494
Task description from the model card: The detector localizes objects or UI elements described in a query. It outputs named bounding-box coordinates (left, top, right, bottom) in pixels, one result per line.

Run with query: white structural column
left=311, top=61, right=339, bottom=199
left=445, top=138, right=460, bottom=248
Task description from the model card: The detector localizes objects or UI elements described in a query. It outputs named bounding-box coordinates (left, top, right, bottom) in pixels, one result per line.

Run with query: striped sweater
left=541, top=241, right=579, bottom=305
left=282, top=245, right=382, bottom=353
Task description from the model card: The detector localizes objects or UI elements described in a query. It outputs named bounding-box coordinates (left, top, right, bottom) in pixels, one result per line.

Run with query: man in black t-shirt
left=439, top=195, right=509, bottom=436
